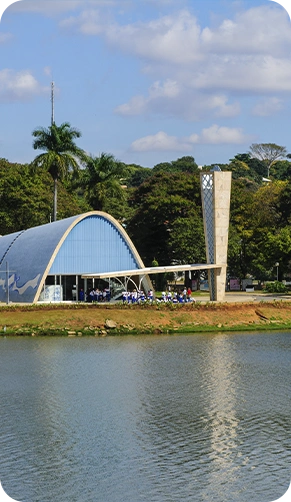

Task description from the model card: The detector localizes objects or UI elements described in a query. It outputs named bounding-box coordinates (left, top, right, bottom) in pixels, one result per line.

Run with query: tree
left=229, top=153, right=266, bottom=182
left=171, top=156, right=199, bottom=173
left=263, top=227, right=291, bottom=279
left=152, top=156, right=199, bottom=174
left=80, top=152, right=129, bottom=217
left=228, top=178, right=288, bottom=280
left=228, top=158, right=251, bottom=180
left=32, top=122, right=85, bottom=221
left=270, top=160, right=291, bottom=181
left=126, top=172, right=205, bottom=266
left=275, top=181, right=291, bottom=225
left=228, top=179, right=259, bottom=279
left=249, top=143, right=287, bottom=178
left=126, top=165, right=153, bottom=187
left=0, top=159, right=85, bottom=234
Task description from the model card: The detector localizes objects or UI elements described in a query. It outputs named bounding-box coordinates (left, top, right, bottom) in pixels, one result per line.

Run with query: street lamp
left=275, top=262, right=279, bottom=281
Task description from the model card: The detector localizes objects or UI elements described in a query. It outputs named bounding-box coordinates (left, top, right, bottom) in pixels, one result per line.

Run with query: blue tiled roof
left=0, top=212, right=144, bottom=303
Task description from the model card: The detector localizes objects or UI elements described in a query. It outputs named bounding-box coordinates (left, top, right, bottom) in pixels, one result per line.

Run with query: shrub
left=264, top=281, right=287, bottom=293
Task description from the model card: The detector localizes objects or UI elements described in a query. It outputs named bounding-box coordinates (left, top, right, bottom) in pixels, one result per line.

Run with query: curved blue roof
left=0, top=212, right=145, bottom=303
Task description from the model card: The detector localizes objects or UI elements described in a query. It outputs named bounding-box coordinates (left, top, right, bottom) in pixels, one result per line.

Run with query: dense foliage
left=0, top=158, right=87, bottom=234
left=2, top=125, right=291, bottom=283
left=127, top=172, right=205, bottom=266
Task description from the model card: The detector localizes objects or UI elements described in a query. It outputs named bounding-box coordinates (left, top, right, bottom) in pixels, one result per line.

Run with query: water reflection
left=200, top=335, right=244, bottom=500
left=0, top=333, right=290, bottom=502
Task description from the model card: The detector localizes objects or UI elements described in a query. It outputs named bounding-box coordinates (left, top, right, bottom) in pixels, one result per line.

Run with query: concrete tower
left=200, top=169, right=232, bottom=301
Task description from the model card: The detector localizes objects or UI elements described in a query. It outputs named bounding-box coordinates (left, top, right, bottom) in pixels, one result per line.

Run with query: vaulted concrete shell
left=0, top=212, right=151, bottom=303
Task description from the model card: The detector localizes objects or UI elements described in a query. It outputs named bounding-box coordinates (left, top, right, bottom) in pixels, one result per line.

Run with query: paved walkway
left=197, top=292, right=291, bottom=303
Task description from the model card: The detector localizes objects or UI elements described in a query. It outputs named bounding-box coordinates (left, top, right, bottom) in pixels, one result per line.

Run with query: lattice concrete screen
left=201, top=171, right=232, bottom=301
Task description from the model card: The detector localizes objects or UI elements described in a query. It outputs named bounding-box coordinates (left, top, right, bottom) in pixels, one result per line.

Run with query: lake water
left=0, top=332, right=290, bottom=502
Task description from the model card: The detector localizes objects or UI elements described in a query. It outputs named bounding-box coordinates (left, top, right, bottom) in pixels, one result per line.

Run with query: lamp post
left=275, top=262, right=279, bottom=281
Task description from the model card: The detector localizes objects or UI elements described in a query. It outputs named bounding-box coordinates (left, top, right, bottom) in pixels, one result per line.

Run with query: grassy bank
left=1, top=300, right=291, bottom=336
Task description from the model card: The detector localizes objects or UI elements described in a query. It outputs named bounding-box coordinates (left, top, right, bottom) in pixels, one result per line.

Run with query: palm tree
left=32, top=122, right=86, bottom=221
left=81, top=152, right=129, bottom=211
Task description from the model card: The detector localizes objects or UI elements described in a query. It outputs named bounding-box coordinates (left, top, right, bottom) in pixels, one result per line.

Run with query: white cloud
left=62, top=4, right=291, bottom=123
left=189, top=125, right=250, bottom=145
left=252, top=97, right=284, bottom=117
left=8, top=2, right=290, bottom=99
left=106, top=10, right=203, bottom=65
left=149, top=79, right=180, bottom=99
left=115, top=79, right=181, bottom=117
left=3, top=3, right=284, bottom=125
left=60, top=10, right=105, bottom=35
left=0, top=69, right=49, bottom=102
left=115, top=95, right=147, bottom=116
left=130, top=125, right=250, bottom=153
left=130, top=131, right=191, bottom=152
left=200, top=6, right=291, bottom=57
left=193, top=55, right=291, bottom=93
left=115, top=83, right=240, bottom=121
left=59, top=9, right=203, bottom=62
left=210, top=95, right=240, bottom=118
left=63, top=5, right=291, bottom=62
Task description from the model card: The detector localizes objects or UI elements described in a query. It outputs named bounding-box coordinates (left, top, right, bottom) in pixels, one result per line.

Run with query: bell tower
left=200, top=168, right=232, bottom=301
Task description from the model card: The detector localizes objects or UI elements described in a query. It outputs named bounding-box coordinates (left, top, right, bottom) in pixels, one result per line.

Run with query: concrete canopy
left=0, top=211, right=149, bottom=303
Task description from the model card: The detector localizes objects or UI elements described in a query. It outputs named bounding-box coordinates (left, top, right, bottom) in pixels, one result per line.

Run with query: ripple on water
left=0, top=333, right=290, bottom=502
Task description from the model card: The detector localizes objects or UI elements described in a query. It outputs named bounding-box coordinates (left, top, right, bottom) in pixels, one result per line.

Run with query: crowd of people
left=78, top=286, right=195, bottom=304
left=160, top=287, right=195, bottom=303
left=122, top=289, right=153, bottom=303
left=122, top=287, right=195, bottom=304
left=84, top=287, right=111, bottom=302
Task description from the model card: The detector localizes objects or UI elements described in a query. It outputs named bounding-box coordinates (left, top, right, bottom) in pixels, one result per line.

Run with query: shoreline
left=1, top=298, right=291, bottom=336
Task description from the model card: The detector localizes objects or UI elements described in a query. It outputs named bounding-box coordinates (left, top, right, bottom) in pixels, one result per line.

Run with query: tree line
left=1, top=120, right=291, bottom=283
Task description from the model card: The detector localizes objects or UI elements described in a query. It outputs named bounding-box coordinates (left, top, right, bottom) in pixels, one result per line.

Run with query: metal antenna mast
left=51, top=80, right=55, bottom=125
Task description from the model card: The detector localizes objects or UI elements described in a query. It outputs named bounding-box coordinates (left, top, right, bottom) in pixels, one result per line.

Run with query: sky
left=0, top=0, right=291, bottom=169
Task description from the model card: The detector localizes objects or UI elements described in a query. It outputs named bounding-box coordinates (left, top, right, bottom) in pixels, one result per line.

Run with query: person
left=72, top=285, right=77, bottom=301
left=148, top=290, right=153, bottom=301
left=139, top=290, right=145, bottom=302
left=187, top=287, right=192, bottom=302
left=79, top=288, right=84, bottom=301
left=105, top=288, right=111, bottom=302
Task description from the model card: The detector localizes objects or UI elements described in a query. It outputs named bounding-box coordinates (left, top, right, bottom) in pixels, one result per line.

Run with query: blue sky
left=0, top=0, right=291, bottom=168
